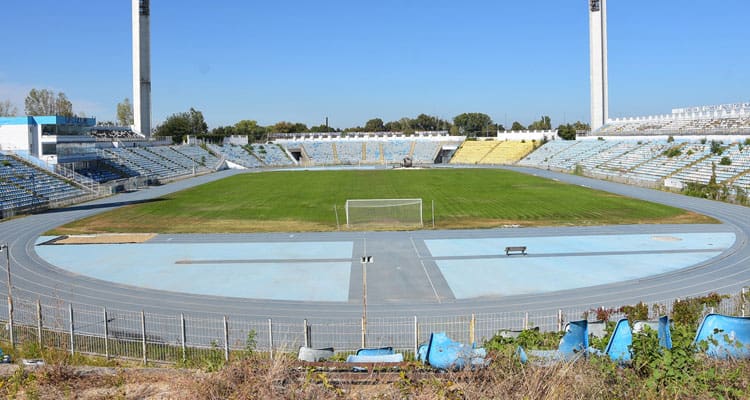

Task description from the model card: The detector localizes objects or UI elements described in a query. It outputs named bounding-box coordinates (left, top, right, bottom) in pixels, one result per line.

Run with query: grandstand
left=449, top=140, right=536, bottom=165
left=450, top=141, right=498, bottom=164
left=274, top=137, right=463, bottom=166
left=1, top=152, right=90, bottom=217
left=597, top=103, right=750, bottom=136
left=520, top=137, right=750, bottom=192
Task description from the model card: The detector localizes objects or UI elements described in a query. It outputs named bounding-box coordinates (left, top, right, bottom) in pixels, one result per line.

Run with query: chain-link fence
left=0, top=288, right=747, bottom=364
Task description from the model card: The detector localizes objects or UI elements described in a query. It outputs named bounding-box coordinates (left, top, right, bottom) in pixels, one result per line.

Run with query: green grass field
left=53, top=169, right=715, bottom=234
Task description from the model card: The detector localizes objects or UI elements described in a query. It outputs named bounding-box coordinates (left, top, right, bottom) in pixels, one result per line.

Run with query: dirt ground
left=48, top=233, right=157, bottom=245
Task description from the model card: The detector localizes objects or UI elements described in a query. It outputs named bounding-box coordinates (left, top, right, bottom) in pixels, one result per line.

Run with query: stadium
left=0, top=0, right=749, bottom=372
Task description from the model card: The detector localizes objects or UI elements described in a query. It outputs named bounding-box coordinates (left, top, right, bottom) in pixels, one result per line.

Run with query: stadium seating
left=671, top=144, right=750, bottom=186
left=249, top=144, right=294, bottom=166
left=382, top=140, right=412, bottom=163
left=335, top=141, right=363, bottom=164
left=449, top=141, right=498, bottom=164
left=208, top=143, right=263, bottom=168
left=520, top=138, right=750, bottom=191
left=480, top=141, right=536, bottom=164
left=0, top=153, right=88, bottom=213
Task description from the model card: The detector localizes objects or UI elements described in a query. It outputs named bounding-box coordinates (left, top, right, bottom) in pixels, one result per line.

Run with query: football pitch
left=52, top=168, right=715, bottom=234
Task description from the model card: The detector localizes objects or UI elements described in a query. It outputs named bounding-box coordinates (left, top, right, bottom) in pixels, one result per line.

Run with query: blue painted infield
left=425, top=233, right=735, bottom=257
left=426, top=232, right=735, bottom=299
left=36, top=238, right=353, bottom=302
left=436, top=252, right=722, bottom=299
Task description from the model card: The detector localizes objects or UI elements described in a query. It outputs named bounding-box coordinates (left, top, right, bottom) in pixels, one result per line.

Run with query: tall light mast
left=589, top=0, right=609, bottom=132
left=132, top=0, right=152, bottom=137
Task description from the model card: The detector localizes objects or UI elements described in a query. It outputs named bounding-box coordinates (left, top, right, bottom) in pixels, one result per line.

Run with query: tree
left=557, top=124, right=577, bottom=140
left=0, top=100, right=18, bottom=117
left=528, top=115, right=552, bottom=131
left=511, top=121, right=526, bottom=131
left=364, top=118, right=385, bottom=132
left=234, top=120, right=268, bottom=141
left=117, top=98, right=134, bottom=126
left=55, top=92, right=74, bottom=117
left=309, top=124, right=337, bottom=133
left=24, top=89, right=73, bottom=116
left=272, top=121, right=307, bottom=133
left=210, top=126, right=236, bottom=136
left=154, top=107, right=208, bottom=143
left=572, top=121, right=591, bottom=132
left=453, top=113, right=493, bottom=136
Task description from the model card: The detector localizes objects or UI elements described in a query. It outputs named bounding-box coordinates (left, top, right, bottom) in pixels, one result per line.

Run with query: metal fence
left=0, top=289, right=747, bottom=364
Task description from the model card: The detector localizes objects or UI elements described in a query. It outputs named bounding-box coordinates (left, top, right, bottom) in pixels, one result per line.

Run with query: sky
left=1, top=0, right=749, bottom=130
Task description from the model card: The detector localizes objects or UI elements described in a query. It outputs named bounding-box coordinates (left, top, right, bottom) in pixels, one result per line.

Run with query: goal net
left=345, top=199, right=423, bottom=228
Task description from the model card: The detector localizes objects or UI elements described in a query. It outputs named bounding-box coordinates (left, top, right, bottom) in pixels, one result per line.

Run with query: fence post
left=557, top=309, right=563, bottom=332
left=303, top=319, right=309, bottom=348
left=7, top=296, right=14, bottom=348
left=69, top=304, right=75, bottom=356
left=524, top=312, right=529, bottom=331
left=361, top=317, right=366, bottom=348
left=469, top=313, right=476, bottom=346
left=36, top=300, right=43, bottom=349
left=180, top=313, right=187, bottom=362
left=141, top=310, right=147, bottom=365
left=268, top=318, right=274, bottom=360
left=223, top=316, right=229, bottom=362
left=413, top=316, right=418, bottom=357
left=103, top=307, right=109, bottom=359
left=742, top=288, right=747, bottom=317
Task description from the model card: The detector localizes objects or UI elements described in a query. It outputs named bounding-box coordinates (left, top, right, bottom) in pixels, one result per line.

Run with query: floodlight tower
left=589, top=0, right=609, bottom=132
left=132, top=0, right=152, bottom=137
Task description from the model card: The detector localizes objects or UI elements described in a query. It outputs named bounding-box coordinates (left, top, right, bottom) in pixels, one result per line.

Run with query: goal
left=345, top=199, right=423, bottom=228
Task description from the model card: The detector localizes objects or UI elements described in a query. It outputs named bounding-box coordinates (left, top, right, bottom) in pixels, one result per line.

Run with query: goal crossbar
left=345, top=198, right=423, bottom=228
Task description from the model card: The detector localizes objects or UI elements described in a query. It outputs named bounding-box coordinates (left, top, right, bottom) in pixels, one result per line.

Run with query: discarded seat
left=603, top=316, right=671, bottom=362
left=345, top=347, right=404, bottom=363
left=518, top=320, right=588, bottom=364
left=693, top=314, right=750, bottom=360
left=297, top=346, right=334, bottom=362
left=355, top=347, right=394, bottom=356
left=421, top=332, right=487, bottom=370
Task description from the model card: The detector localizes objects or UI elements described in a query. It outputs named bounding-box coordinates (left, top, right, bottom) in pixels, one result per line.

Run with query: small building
left=0, top=115, right=96, bottom=164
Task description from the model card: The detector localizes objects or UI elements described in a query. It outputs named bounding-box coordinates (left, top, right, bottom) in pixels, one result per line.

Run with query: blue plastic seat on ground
left=423, top=332, right=487, bottom=370
left=605, top=318, right=633, bottom=362
left=355, top=347, right=393, bottom=356
left=518, top=319, right=588, bottom=364
left=693, top=314, right=750, bottom=360
left=345, top=346, right=403, bottom=363
left=603, top=316, right=671, bottom=363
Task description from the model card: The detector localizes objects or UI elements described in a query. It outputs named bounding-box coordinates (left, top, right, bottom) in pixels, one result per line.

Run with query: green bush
left=672, top=293, right=728, bottom=328
left=620, top=301, right=649, bottom=323
left=663, top=147, right=682, bottom=158
left=719, top=156, right=732, bottom=166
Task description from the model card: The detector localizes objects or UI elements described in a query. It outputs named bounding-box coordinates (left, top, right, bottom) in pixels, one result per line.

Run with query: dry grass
left=3, top=352, right=747, bottom=400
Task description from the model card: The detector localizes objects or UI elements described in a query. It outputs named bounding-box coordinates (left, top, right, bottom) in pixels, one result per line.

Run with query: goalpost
left=345, top=199, right=423, bottom=228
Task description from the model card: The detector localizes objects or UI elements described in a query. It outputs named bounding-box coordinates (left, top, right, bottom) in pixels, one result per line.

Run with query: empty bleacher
left=520, top=138, right=750, bottom=192
left=480, top=141, right=536, bottom=164
left=0, top=153, right=88, bottom=214
left=334, top=141, right=362, bottom=164
left=208, top=144, right=263, bottom=168
left=449, top=141, right=498, bottom=164
left=382, top=140, right=412, bottom=163
left=250, top=144, right=294, bottom=166
left=672, top=144, right=750, bottom=186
